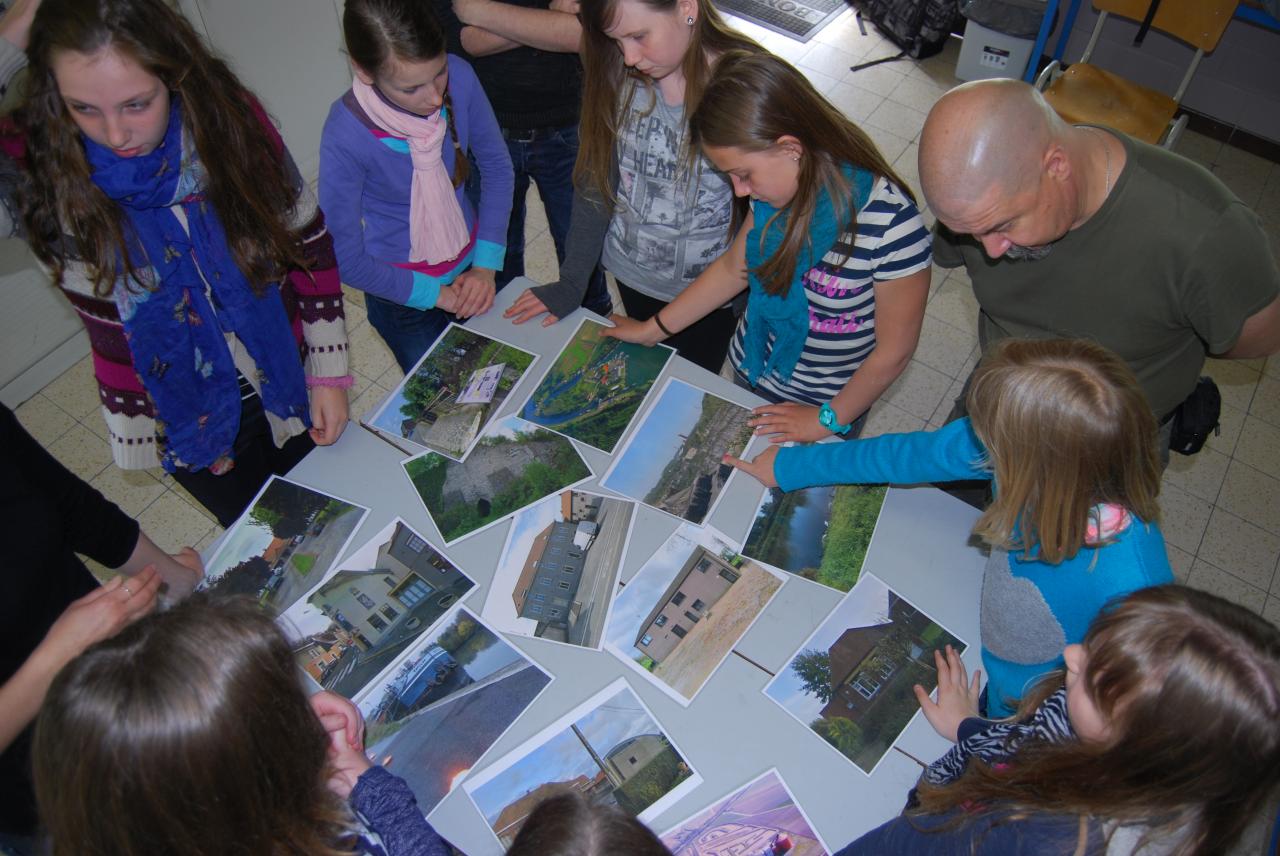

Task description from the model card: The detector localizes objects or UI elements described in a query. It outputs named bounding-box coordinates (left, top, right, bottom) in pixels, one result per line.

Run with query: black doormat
left=714, top=0, right=847, bottom=41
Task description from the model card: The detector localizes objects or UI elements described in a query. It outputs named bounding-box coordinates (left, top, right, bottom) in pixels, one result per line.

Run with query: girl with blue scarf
left=606, top=52, right=931, bottom=444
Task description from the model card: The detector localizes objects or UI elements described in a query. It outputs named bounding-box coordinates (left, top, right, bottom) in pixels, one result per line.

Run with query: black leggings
left=615, top=281, right=738, bottom=376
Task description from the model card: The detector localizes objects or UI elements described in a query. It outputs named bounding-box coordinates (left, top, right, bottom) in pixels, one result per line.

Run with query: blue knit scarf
left=86, top=99, right=309, bottom=473
left=739, top=165, right=873, bottom=386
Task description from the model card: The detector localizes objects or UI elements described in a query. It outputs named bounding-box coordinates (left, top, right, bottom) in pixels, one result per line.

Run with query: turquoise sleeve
left=406, top=271, right=442, bottom=310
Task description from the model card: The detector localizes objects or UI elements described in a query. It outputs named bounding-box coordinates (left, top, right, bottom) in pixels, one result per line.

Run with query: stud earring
left=686, top=15, right=694, bottom=24
left=790, top=153, right=799, bottom=162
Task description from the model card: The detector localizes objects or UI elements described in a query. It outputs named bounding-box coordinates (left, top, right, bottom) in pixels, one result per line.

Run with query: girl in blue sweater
left=729, top=338, right=1174, bottom=716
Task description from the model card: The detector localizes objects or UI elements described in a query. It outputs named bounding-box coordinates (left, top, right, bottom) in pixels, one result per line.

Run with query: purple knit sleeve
left=349, top=766, right=452, bottom=856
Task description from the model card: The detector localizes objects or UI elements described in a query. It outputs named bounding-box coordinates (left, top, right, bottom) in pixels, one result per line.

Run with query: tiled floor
left=11, top=16, right=1280, bottom=842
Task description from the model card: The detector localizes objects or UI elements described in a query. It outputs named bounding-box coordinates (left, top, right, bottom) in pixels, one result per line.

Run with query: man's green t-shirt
left=934, top=129, right=1280, bottom=418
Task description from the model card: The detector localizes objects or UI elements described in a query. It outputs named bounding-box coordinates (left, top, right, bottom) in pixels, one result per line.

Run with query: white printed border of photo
left=200, top=474, right=371, bottom=590
left=657, top=767, right=832, bottom=855
left=400, top=415, right=597, bottom=547
left=599, top=375, right=767, bottom=527
left=275, top=516, right=475, bottom=697
left=461, top=675, right=704, bottom=849
left=363, top=321, right=541, bottom=462
left=761, top=572, right=969, bottom=777
left=602, top=522, right=788, bottom=707
left=481, top=490, right=638, bottom=653
left=517, top=316, right=677, bottom=456
left=351, top=601, right=557, bottom=814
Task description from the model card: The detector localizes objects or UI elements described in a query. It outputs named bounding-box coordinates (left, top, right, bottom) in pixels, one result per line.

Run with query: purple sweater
left=318, top=55, right=514, bottom=309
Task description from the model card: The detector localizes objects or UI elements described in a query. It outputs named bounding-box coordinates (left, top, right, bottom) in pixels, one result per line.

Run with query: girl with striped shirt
left=606, top=51, right=931, bottom=442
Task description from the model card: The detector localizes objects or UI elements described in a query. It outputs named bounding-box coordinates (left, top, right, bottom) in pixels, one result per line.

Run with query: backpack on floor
left=849, top=0, right=961, bottom=60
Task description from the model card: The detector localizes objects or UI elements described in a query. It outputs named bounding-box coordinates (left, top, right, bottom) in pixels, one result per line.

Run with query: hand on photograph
left=309, top=385, right=350, bottom=446
left=37, top=568, right=162, bottom=671
left=749, top=402, right=831, bottom=444
left=723, top=444, right=779, bottom=488
left=914, top=645, right=982, bottom=743
left=309, top=690, right=365, bottom=749
left=452, top=268, right=496, bottom=319
left=503, top=288, right=559, bottom=327
left=601, top=314, right=664, bottom=347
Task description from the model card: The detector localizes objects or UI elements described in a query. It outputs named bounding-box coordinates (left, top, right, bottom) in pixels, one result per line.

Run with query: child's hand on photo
left=723, top=445, right=779, bottom=488
left=914, top=645, right=982, bottom=743
left=504, top=288, right=559, bottom=326
left=451, top=268, right=496, bottom=318
left=309, top=385, right=350, bottom=446
left=750, top=402, right=832, bottom=444
left=601, top=313, right=664, bottom=347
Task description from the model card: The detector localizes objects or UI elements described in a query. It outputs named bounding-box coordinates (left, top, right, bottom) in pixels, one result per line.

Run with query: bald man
left=920, top=79, right=1280, bottom=427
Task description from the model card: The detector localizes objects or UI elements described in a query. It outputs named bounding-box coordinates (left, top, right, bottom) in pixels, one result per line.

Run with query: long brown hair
left=507, top=793, right=673, bottom=856
left=576, top=0, right=760, bottom=206
left=33, top=595, right=355, bottom=856
left=966, top=338, right=1161, bottom=564
left=690, top=50, right=914, bottom=296
left=342, top=0, right=469, bottom=188
left=914, top=585, right=1280, bottom=856
left=20, top=0, right=306, bottom=298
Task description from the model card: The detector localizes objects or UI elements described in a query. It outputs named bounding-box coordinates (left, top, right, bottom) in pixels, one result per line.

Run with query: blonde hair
left=966, top=338, right=1161, bottom=564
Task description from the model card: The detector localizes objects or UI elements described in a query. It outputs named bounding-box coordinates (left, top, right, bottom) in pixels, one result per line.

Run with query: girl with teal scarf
left=606, top=52, right=932, bottom=444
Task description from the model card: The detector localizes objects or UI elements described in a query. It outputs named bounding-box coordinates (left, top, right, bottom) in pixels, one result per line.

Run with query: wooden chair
left=1033, top=0, right=1238, bottom=148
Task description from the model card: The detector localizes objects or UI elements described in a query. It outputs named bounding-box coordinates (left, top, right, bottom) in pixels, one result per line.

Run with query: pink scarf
left=352, top=76, right=470, bottom=265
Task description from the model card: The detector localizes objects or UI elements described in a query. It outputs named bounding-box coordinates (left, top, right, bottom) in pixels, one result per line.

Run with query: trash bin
left=955, top=0, right=1047, bottom=81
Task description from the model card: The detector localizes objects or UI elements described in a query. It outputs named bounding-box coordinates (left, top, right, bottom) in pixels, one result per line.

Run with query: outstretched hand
left=38, top=567, right=162, bottom=670
left=914, top=644, right=982, bottom=743
left=723, top=444, right=780, bottom=488
left=504, top=288, right=560, bottom=326
left=749, top=402, right=833, bottom=444
left=601, top=314, right=663, bottom=346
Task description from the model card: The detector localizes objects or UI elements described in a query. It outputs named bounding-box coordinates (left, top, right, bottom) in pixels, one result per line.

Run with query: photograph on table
left=401, top=414, right=594, bottom=545
left=482, top=489, right=636, bottom=650
left=519, top=318, right=675, bottom=454
left=764, top=574, right=967, bottom=775
left=603, top=523, right=786, bottom=706
left=277, top=518, right=476, bottom=699
left=355, top=603, right=553, bottom=815
left=199, top=476, right=368, bottom=615
left=463, top=677, right=702, bottom=849
left=601, top=377, right=758, bottom=525
left=741, top=484, right=888, bottom=593
left=658, top=768, right=830, bottom=856
left=366, top=323, right=537, bottom=460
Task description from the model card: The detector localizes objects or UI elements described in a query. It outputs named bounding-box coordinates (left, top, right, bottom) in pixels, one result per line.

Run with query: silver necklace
left=1085, top=126, right=1112, bottom=197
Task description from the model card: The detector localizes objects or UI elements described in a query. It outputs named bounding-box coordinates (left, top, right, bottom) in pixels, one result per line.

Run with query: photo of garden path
left=402, top=415, right=592, bottom=544
left=603, top=378, right=755, bottom=525
left=357, top=606, right=552, bottom=815
left=520, top=318, right=674, bottom=453
left=465, top=680, right=699, bottom=849
left=660, top=769, right=829, bottom=856
left=743, top=484, right=888, bottom=592
left=765, top=575, right=966, bottom=775
left=200, top=477, right=366, bottom=616
left=369, top=324, right=536, bottom=459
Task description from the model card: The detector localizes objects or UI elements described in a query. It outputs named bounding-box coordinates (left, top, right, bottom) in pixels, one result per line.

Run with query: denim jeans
left=364, top=295, right=452, bottom=375
left=469, top=124, right=611, bottom=315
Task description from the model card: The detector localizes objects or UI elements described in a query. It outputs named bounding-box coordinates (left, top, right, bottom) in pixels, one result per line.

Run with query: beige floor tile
left=906, top=54, right=960, bottom=90
left=881, top=359, right=953, bottom=421
left=844, top=62, right=907, bottom=98
left=136, top=492, right=216, bottom=555
left=344, top=298, right=368, bottom=334
left=1162, top=445, right=1230, bottom=504
left=14, top=394, right=77, bottom=445
left=1164, top=542, right=1194, bottom=583
left=1203, top=357, right=1259, bottom=413
left=1211, top=149, right=1274, bottom=208
left=862, top=124, right=910, bottom=165
left=159, top=475, right=221, bottom=525
left=522, top=231, right=559, bottom=286
left=800, top=66, right=844, bottom=97
left=929, top=375, right=965, bottom=426
left=892, top=143, right=921, bottom=196
left=1249, top=374, right=1280, bottom=428
left=925, top=275, right=979, bottom=337
left=859, top=36, right=908, bottom=64
left=376, top=364, right=406, bottom=391
left=1217, top=460, right=1280, bottom=537
left=1233, top=415, right=1280, bottom=481
left=40, top=354, right=101, bottom=420
left=1186, top=559, right=1268, bottom=613
left=340, top=282, right=366, bottom=308
left=811, top=9, right=862, bottom=49
left=523, top=185, right=550, bottom=239
left=927, top=262, right=951, bottom=296
left=885, top=75, right=947, bottom=115
left=797, top=42, right=860, bottom=83
left=1156, top=481, right=1212, bottom=554
left=1172, top=129, right=1222, bottom=167
left=861, top=399, right=926, bottom=438
left=89, top=465, right=168, bottom=519
left=828, top=81, right=884, bottom=123
left=47, top=424, right=113, bottom=482
left=865, top=99, right=927, bottom=143
left=350, top=382, right=390, bottom=426
left=195, top=525, right=225, bottom=556
left=1196, top=507, right=1280, bottom=592
left=1263, top=596, right=1280, bottom=628
left=1205, top=400, right=1246, bottom=456
left=347, top=321, right=399, bottom=385
left=760, top=31, right=812, bottom=64
left=912, top=314, right=976, bottom=379
left=80, top=555, right=115, bottom=584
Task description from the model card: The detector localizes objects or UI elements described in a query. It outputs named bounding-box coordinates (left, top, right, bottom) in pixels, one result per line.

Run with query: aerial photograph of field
left=520, top=318, right=674, bottom=453
left=660, top=768, right=829, bottom=856
left=402, top=415, right=593, bottom=544
left=602, top=378, right=755, bottom=525
left=368, top=324, right=536, bottom=460
left=742, top=484, right=888, bottom=592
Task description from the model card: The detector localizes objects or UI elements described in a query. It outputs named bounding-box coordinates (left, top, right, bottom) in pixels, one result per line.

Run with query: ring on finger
left=122, top=583, right=133, bottom=597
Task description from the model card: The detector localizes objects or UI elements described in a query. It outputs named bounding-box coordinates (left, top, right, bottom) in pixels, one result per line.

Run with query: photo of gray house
left=512, top=521, right=585, bottom=627
left=634, top=546, right=741, bottom=665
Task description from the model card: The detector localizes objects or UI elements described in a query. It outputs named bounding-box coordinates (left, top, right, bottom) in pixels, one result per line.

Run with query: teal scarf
left=740, top=165, right=873, bottom=386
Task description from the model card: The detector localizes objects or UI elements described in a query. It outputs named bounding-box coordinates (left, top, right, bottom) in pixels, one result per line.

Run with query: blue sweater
left=318, top=55, right=514, bottom=309
left=774, top=419, right=1173, bottom=717
left=350, top=766, right=451, bottom=855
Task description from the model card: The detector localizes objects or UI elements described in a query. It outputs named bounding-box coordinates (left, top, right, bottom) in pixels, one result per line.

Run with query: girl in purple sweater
left=321, top=0, right=514, bottom=371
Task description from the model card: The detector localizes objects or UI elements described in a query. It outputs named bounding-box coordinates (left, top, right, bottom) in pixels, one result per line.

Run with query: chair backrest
left=1093, top=0, right=1239, bottom=52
